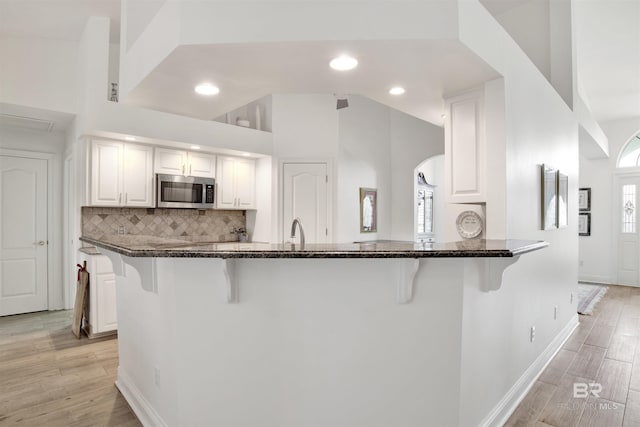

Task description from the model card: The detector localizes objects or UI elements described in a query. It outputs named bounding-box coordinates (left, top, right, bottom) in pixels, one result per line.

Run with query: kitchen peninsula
left=81, top=235, right=547, bottom=427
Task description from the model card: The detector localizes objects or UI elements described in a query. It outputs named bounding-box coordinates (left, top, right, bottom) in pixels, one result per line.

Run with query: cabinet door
left=216, top=157, right=237, bottom=209
left=91, top=140, right=122, bottom=206
left=95, top=273, right=118, bottom=333
left=123, top=144, right=154, bottom=207
left=155, top=148, right=187, bottom=176
left=188, top=153, right=216, bottom=178
left=444, top=89, right=485, bottom=203
left=235, top=159, right=256, bottom=209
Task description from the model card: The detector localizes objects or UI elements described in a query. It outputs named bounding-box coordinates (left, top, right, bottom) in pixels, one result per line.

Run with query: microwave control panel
left=205, top=184, right=215, bottom=204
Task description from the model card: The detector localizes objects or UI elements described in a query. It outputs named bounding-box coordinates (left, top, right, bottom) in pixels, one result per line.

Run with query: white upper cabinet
left=155, top=148, right=216, bottom=178
left=123, top=144, right=154, bottom=207
left=90, top=140, right=154, bottom=207
left=444, top=88, right=486, bottom=203
left=154, top=148, right=187, bottom=176
left=216, top=156, right=256, bottom=209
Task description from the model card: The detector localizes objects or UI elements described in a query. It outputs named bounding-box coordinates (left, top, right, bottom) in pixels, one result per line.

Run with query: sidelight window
left=622, top=184, right=636, bottom=233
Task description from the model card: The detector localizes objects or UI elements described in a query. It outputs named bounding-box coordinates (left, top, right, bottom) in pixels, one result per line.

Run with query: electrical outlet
left=530, top=326, right=536, bottom=342
left=554, top=306, right=558, bottom=320
left=579, top=260, right=584, bottom=267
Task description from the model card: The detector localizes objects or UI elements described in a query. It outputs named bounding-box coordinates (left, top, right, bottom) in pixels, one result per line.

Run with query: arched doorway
left=415, top=154, right=445, bottom=242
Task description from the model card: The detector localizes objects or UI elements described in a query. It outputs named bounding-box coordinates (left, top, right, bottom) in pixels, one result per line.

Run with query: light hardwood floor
left=506, top=285, right=640, bottom=427
left=0, top=310, right=140, bottom=426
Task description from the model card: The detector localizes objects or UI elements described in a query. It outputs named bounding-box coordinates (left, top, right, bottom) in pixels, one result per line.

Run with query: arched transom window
left=618, top=133, right=640, bottom=168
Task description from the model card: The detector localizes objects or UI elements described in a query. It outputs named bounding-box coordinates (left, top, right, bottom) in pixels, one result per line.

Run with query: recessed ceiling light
left=191, top=145, right=201, bottom=150
left=124, top=136, right=135, bottom=141
left=329, top=56, right=358, bottom=71
left=389, top=87, right=405, bottom=95
left=194, top=83, right=220, bottom=95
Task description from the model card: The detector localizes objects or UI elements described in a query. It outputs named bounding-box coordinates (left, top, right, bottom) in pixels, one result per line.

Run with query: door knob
left=37, top=241, right=46, bottom=246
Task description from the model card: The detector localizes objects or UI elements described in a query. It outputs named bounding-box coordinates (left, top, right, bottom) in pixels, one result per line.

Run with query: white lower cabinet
left=79, top=252, right=117, bottom=338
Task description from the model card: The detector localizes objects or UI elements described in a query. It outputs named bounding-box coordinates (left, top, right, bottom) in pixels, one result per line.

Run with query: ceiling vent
left=0, top=113, right=55, bottom=132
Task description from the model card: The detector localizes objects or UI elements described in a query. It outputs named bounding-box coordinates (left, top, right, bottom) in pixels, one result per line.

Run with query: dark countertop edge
left=80, top=237, right=548, bottom=259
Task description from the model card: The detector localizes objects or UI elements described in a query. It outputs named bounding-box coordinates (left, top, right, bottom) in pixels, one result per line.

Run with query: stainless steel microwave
left=156, top=174, right=215, bottom=209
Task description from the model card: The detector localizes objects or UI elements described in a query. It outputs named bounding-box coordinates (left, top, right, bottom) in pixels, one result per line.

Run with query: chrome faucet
left=290, top=217, right=306, bottom=247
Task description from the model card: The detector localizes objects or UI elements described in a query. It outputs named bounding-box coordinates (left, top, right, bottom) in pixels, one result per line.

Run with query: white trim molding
left=481, top=315, right=580, bottom=427
left=116, top=368, right=169, bottom=427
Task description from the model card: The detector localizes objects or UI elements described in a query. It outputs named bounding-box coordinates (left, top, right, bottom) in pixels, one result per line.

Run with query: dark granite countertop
left=79, top=235, right=548, bottom=259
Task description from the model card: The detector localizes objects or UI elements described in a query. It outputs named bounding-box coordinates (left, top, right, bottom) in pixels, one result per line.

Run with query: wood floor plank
left=568, top=344, right=607, bottom=380
left=624, top=390, right=640, bottom=427
left=565, top=320, right=596, bottom=352
left=540, top=374, right=591, bottom=427
left=585, top=323, right=616, bottom=348
left=616, top=317, right=640, bottom=337
left=578, top=397, right=625, bottom=427
left=608, top=335, right=639, bottom=363
left=505, top=381, right=556, bottom=426
left=597, top=359, right=633, bottom=404
left=630, top=351, right=640, bottom=392
left=540, top=349, right=578, bottom=385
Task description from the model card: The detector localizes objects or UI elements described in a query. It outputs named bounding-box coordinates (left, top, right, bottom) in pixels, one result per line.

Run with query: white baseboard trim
left=578, top=275, right=614, bottom=285
left=480, top=314, right=580, bottom=427
left=116, top=368, right=168, bottom=427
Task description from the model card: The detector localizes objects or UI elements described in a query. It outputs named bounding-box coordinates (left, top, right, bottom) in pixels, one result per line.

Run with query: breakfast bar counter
left=80, top=235, right=547, bottom=258
left=80, top=234, right=548, bottom=427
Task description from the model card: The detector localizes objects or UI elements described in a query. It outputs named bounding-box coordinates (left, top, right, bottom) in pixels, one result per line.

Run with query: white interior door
left=617, top=176, right=640, bottom=285
left=282, top=163, right=329, bottom=244
left=0, top=155, right=48, bottom=316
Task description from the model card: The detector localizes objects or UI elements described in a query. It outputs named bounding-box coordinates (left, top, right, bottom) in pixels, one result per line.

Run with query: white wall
left=579, top=117, right=640, bottom=284
left=0, top=126, right=67, bottom=310
left=390, top=109, right=444, bottom=241
left=337, top=96, right=392, bottom=242
left=0, top=37, right=78, bottom=114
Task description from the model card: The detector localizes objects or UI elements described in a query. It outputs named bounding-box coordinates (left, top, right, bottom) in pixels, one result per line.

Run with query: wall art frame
left=360, top=187, right=377, bottom=233
left=541, top=164, right=558, bottom=230
left=579, top=188, right=591, bottom=212
left=579, top=212, right=591, bottom=236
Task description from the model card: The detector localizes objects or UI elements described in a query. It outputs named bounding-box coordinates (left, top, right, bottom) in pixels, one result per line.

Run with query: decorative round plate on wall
left=456, top=210, right=483, bottom=239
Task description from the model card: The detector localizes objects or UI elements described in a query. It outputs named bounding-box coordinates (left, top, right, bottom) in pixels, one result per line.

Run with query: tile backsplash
left=82, top=207, right=246, bottom=242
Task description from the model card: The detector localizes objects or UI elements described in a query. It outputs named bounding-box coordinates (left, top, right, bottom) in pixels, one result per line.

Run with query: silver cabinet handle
left=119, top=193, right=122, bottom=204
left=37, top=241, right=46, bottom=246
left=125, top=193, right=128, bottom=205
left=182, top=164, right=186, bottom=175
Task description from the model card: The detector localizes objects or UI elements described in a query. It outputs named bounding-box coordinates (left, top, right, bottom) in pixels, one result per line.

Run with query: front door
left=0, top=155, right=48, bottom=316
left=617, top=176, right=640, bottom=285
left=282, top=163, right=329, bottom=244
